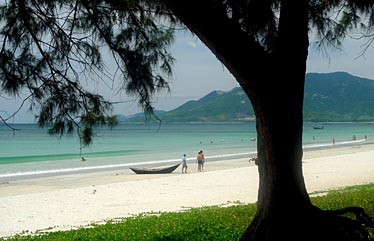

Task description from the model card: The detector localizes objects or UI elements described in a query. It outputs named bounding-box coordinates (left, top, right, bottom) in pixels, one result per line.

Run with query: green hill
left=304, top=72, right=374, bottom=121
left=159, top=88, right=254, bottom=122
left=125, top=72, right=374, bottom=122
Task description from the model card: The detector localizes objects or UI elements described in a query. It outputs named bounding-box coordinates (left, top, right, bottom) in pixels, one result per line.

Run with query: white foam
left=0, top=152, right=257, bottom=179
left=0, top=139, right=366, bottom=179
left=303, top=139, right=365, bottom=149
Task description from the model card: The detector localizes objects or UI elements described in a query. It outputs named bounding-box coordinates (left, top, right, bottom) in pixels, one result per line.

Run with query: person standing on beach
left=181, top=154, right=188, bottom=173
left=197, top=150, right=204, bottom=172
left=201, top=150, right=205, bottom=170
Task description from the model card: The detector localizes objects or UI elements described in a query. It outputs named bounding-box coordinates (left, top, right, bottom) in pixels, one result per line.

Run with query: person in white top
left=181, top=154, right=188, bottom=173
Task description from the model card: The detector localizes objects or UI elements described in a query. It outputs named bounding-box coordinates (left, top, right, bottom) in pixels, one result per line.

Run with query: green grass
left=311, top=184, right=374, bottom=212
left=2, top=184, right=374, bottom=241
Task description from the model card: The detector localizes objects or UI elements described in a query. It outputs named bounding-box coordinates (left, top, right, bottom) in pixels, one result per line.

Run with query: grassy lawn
left=2, top=184, right=373, bottom=241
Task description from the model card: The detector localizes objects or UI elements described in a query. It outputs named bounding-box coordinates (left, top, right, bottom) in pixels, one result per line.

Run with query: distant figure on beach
left=201, top=150, right=205, bottom=170
left=249, top=157, right=258, bottom=165
left=353, top=135, right=356, bottom=141
left=81, top=157, right=86, bottom=161
left=181, top=154, right=188, bottom=173
left=332, top=138, right=335, bottom=145
left=196, top=150, right=205, bottom=172
left=365, top=135, right=367, bottom=140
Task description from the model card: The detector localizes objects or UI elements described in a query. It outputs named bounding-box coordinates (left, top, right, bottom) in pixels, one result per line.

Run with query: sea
left=0, top=122, right=372, bottom=181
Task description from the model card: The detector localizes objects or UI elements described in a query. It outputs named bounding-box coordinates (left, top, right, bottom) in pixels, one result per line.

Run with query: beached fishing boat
left=313, top=126, right=324, bottom=130
left=129, top=163, right=180, bottom=174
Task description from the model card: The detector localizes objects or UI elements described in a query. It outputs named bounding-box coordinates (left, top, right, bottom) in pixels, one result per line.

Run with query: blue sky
left=2, top=30, right=374, bottom=123
left=94, top=31, right=374, bottom=117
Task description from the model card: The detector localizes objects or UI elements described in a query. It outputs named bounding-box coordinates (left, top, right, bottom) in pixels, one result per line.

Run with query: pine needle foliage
left=0, top=0, right=175, bottom=146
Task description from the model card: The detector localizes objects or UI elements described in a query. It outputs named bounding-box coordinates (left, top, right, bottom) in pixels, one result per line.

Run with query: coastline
left=0, top=138, right=367, bottom=183
left=1, top=143, right=374, bottom=237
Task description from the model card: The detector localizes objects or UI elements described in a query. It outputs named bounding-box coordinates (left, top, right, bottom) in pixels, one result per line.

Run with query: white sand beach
left=0, top=143, right=373, bottom=237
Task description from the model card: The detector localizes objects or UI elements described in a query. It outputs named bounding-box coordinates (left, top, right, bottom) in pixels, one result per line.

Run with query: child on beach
left=182, top=154, right=188, bottom=173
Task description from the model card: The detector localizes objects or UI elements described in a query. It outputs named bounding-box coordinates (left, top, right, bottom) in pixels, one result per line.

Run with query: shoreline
left=0, top=138, right=369, bottom=183
left=1, top=143, right=374, bottom=237
left=1, top=140, right=370, bottom=196
left=0, top=152, right=257, bottom=183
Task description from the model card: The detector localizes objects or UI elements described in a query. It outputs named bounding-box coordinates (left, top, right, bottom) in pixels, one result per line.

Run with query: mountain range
left=122, top=72, right=374, bottom=122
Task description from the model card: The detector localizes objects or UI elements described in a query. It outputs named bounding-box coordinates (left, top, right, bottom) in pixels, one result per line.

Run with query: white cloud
left=186, top=40, right=198, bottom=48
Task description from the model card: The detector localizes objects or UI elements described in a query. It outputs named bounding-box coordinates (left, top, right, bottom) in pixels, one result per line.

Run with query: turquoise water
left=0, top=122, right=372, bottom=180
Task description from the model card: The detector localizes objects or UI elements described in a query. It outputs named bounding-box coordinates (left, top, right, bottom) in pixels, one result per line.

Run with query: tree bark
left=162, top=1, right=365, bottom=240
left=239, top=1, right=312, bottom=240
left=241, top=62, right=311, bottom=240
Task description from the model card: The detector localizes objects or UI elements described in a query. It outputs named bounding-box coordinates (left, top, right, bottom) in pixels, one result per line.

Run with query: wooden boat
left=313, top=126, right=324, bottom=130
left=129, top=163, right=180, bottom=174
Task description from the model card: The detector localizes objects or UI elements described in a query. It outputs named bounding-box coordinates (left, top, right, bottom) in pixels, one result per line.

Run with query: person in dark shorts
left=196, top=150, right=204, bottom=172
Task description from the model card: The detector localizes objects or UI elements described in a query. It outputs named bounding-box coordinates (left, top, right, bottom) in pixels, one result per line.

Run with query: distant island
left=121, top=72, right=374, bottom=122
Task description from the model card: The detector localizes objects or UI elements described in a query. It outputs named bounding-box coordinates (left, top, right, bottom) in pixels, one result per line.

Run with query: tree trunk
left=240, top=69, right=311, bottom=240
left=240, top=1, right=313, bottom=240
left=163, top=1, right=371, bottom=240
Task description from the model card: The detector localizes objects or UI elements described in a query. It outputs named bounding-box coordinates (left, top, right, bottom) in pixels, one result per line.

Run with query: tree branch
left=162, top=0, right=270, bottom=96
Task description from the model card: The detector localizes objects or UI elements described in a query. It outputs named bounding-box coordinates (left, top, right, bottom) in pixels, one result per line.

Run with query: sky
left=2, top=30, right=374, bottom=123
